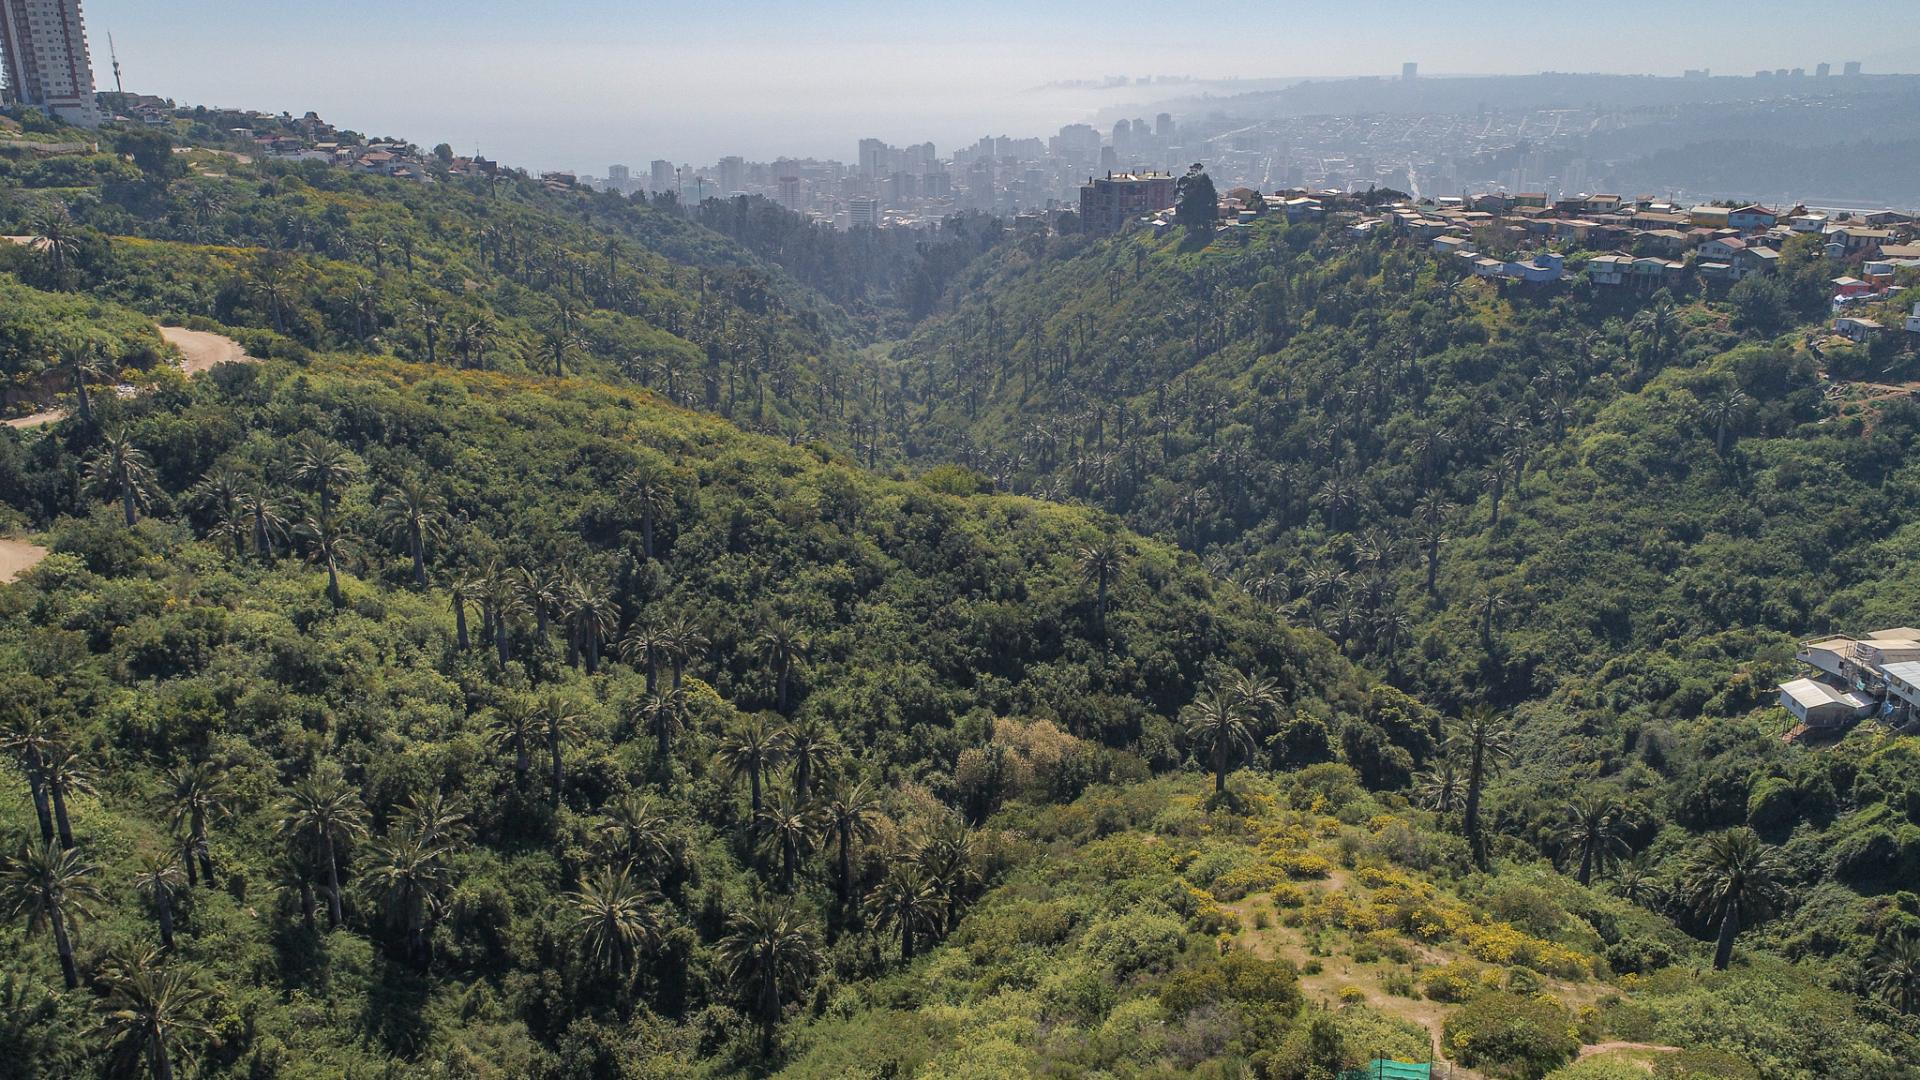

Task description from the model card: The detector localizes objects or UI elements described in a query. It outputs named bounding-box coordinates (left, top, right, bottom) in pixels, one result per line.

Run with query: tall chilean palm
left=1870, top=935, right=1920, bottom=1016
left=867, top=861, right=939, bottom=964
left=917, top=821, right=981, bottom=935
left=623, top=462, right=676, bottom=560
left=536, top=691, right=590, bottom=807
left=85, top=431, right=158, bottom=527
left=1075, top=536, right=1124, bottom=636
left=95, top=953, right=210, bottom=1080
left=1182, top=686, right=1256, bottom=794
left=1559, top=789, right=1630, bottom=887
left=661, top=615, right=707, bottom=690
left=1, top=705, right=60, bottom=845
left=717, top=894, right=820, bottom=1058
left=823, top=778, right=882, bottom=912
left=596, top=792, right=671, bottom=873
left=638, top=688, right=688, bottom=784
left=279, top=766, right=368, bottom=929
left=756, top=618, right=809, bottom=715
left=239, top=489, right=287, bottom=564
left=783, top=715, right=840, bottom=801
left=58, top=335, right=108, bottom=428
left=3, top=841, right=101, bottom=989
left=618, top=621, right=669, bottom=693
left=1452, top=705, right=1514, bottom=870
left=377, top=479, right=445, bottom=588
left=164, top=760, right=232, bottom=888
left=565, top=867, right=662, bottom=991
left=133, top=852, right=188, bottom=952
left=31, top=203, right=78, bottom=286
left=561, top=573, right=618, bottom=673
left=486, top=695, right=541, bottom=790
left=716, top=713, right=789, bottom=814
left=754, top=795, right=819, bottom=894
left=296, top=512, right=354, bottom=609
left=43, top=748, right=94, bottom=850
left=189, top=465, right=248, bottom=554
left=363, top=828, right=454, bottom=969
left=1683, top=827, right=1788, bottom=971
left=290, top=435, right=357, bottom=517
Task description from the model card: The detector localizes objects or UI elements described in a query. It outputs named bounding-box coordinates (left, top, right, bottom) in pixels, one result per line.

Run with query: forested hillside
left=6, top=115, right=1920, bottom=1079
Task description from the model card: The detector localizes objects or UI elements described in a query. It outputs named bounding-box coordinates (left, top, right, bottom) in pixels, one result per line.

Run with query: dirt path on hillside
left=5, top=327, right=256, bottom=429
left=158, top=326, right=256, bottom=376
left=0, top=538, right=50, bottom=583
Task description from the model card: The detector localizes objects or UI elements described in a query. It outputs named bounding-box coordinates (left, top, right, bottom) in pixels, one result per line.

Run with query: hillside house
left=1732, top=246, right=1779, bottom=279
left=1781, top=629, right=1920, bottom=738
left=1689, top=205, right=1732, bottom=229
left=1835, top=316, right=1884, bottom=342
left=1699, top=236, right=1748, bottom=260
left=1728, top=205, right=1778, bottom=232
left=1907, top=303, right=1920, bottom=335
left=1833, top=276, right=1874, bottom=299
left=1587, top=254, right=1631, bottom=285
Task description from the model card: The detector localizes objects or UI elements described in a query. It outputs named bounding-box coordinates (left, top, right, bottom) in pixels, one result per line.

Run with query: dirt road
left=5, top=327, right=256, bottom=429
left=0, top=537, right=49, bottom=583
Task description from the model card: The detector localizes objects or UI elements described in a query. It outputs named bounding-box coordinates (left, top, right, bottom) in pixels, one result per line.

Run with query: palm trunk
left=495, top=618, right=511, bottom=666
left=1577, top=843, right=1593, bottom=888
left=24, top=757, right=54, bottom=845
left=782, top=838, right=795, bottom=893
left=454, top=599, right=470, bottom=652
left=749, top=762, right=763, bottom=814
left=837, top=827, right=851, bottom=909
left=901, top=918, right=914, bottom=962
left=1713, top=904, right=1740, bottom=971
left=326, top=560, right=343, bottom=608
left=149, top=1030, right=174, bottom=1080
left=50, top=784, right=74, bottom=849
left=157, top=889, right=176, bottom=950
left=1213, top=743, right=1227, bottom=793
left=1465, top=746, right=1487, bottom=870
left=299, top=879, right=317, bottom=932
left=514, top=741, right=530, bottom=789
left=410, top=532, right=426, bottom=587
left=324, top=834, right=344, bottom=928
left=550, top=725, right=564, bottom=806
left=123, top=487, right=138, bottom=528
left=51, top=904, right=78, bottom=989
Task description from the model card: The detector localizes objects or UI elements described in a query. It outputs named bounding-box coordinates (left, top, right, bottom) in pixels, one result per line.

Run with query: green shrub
left=1442, top=992, right=1579, bottom=1080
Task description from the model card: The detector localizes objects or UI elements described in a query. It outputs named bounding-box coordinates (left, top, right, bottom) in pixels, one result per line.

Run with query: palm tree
left=1182, top=687, right=1257, bottom=794
left=637, top=688, right=687, bottom=787
left=783, top=715, right=840, bottom=801
left=596, top=792, right=671, bottom=873
left=134, top=849, right=188, bottom=949
left=717, top=894, right=820, bottom=1057
left=279, top=765, right=369, bottom=929
left=1559, top=790, right=1630, bottom=887
left=536, top=691, right=590, bottom=807
left=239, top=489, right=287, bottom=564
left=624, top=462, right=676, bottom=560
left=1612, top=852, right=1664, bottom=912
left=822, top=778, right=882, bottom=912
left=618, top=621, right=669, bottom=694
left=94, top=953, right=209, bottom=1080
left=487, top=695, right=542, bottom=789
left=363, top=828, right=454, bottom=968
left=1451, top=706, right=1514, bottom=870
left=716, top=714, right=789, bottom=814
left=43, top=749, right=93, bottom=850
left=1869, top=935, right=1920, bottom=1015
left=1, top=707, right=60, bottom=846
left=290, top=435, right=357, bottom=517
left=296, top=512, right=354, bottom=609
left=85, top=431, right=158, bottom=527
left=1412, top=757, right=1465, bottom=816
left=31, top=203, right=78, bottom=286
left=565, top=867, right=662, bottom=990
left=867, top=861, right=938, bottom=963
left=164, top=760, right=231, bottom=888
left=1682, top=828, right=1787, bottom=971
left=660, top=615, right=706, bottom=689
left=377, top=480, right=445, bottom=588
left=754, top=795, right=819, bottom=893
left=756, top=618, right=810, bottom=714
left=1075, top=536, right=1124, bottom=635
left=2, top=841, right=101, bottom=988
left=189, top=466, right=249, bottom=554
left=561, top=574, right=618, bottom=673
left=58, top=335, right=109, bottom=427
left=917, top=821, right=981, bottom=935
left=1702, top=389, right=1751, bottom=457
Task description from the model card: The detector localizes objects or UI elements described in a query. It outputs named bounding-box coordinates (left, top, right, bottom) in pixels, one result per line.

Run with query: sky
left=81, top=0, right=1920, bottom=173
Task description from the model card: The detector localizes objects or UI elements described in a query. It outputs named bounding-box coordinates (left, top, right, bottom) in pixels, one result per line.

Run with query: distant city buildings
left=1402, top=62, right=1418, bottom=81
left=0, top=0, right=102, bottom=126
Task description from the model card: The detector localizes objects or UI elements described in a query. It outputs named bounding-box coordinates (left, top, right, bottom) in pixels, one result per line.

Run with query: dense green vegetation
left=7, top=111, right=1920, bottom=1078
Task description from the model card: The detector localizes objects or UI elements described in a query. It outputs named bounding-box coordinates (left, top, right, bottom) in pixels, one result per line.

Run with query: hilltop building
left=0, top=0, right=102, bottom=126
left=1079, top=171, right=1177, bottom=235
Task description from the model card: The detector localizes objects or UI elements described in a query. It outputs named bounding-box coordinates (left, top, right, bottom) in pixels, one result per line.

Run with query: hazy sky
left=83, top=0, right=1920, bottom=172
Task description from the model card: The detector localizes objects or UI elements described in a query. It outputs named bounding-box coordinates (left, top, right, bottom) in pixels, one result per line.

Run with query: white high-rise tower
left=0, top=0, right=102, bottom=127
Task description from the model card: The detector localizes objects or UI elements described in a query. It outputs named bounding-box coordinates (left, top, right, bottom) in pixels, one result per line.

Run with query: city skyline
left=72, top=0, right=1920, bottom=170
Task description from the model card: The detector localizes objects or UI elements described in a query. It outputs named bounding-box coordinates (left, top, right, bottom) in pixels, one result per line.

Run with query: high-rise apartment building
left=776, top=175, right=802, bottom=212
left=0, top=0, right=102, bottom=126
left=847, top=195, right=880, bottom=228
left=606, top=164, right=630, bottom=192
left=649, top=159, right=675, bottom=196
left=1078, top=172, right=1176, bottom=235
